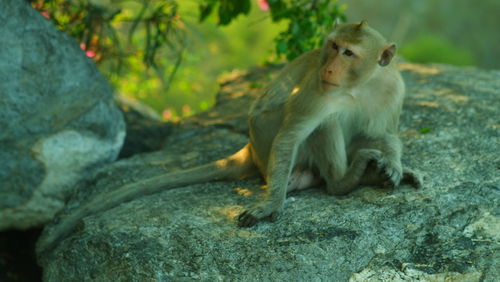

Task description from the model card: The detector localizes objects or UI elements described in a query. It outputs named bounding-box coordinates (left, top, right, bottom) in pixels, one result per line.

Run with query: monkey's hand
left=237, top=201, right=282, bottom=227
left=368, top=154, right=403, bottom=188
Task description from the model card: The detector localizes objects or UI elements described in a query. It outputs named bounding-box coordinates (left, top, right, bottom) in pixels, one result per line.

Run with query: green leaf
left=268, top=0, right=288, bottom=21
left=419, top=127, right=432, bottom=134
left=276, top=40, right=287, bottom=54
left=199, top=3, right=213, bottom=23
left=218, top=1, right=231, bottom=25
left=241, top=0, right=251, bottom=15
left=218, top=0, right=250, bottom=25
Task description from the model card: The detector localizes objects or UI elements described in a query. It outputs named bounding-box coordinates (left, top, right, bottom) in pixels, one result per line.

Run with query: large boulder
left=37, top=64, right=499, bottom=281
left=0, top=1, right=125, bottom=230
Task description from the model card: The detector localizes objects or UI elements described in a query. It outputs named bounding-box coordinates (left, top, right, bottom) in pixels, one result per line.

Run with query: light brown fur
left=238, top=22, right=419, bottom=226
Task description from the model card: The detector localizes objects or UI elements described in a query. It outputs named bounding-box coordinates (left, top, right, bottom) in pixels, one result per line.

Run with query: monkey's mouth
left=322, top=80, right=340, bottom=87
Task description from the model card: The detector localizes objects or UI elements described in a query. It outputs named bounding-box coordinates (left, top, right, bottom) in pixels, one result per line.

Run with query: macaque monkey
left=37, top=21, right=421, bottom=252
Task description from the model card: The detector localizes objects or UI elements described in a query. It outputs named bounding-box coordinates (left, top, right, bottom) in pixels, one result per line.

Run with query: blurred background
left=30, top=0, right=499, bottom=120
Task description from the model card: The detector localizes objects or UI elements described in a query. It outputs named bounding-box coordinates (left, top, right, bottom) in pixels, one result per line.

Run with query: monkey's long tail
left=37, top=145, right=256, bottom=254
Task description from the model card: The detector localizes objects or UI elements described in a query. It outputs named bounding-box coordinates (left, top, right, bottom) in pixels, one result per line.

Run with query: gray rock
left=37, top=63, right=499, bottom=281
left=0, top=1, right=125, bottom=229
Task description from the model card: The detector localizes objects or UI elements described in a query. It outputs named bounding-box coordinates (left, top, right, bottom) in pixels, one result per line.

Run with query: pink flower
left=162, top=109, right=172, bottom=120
left=40, top=11, right=51, bottom=19
left=257, top=0, right=269, bottom=11
left=80, top=43, right=96, bottom=58
left=85, top=50, right=96, bottom=58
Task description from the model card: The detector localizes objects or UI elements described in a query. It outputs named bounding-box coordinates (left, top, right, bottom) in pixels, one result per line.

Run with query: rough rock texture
left=0, top=1, right=125, bottom=229
left=37, top=64, right=499, bottom=281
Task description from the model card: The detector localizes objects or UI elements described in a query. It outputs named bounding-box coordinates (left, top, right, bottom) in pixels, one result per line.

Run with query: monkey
left=237, top=20, right=422, bottom=226
left=37, top=21, right=421, bottom=252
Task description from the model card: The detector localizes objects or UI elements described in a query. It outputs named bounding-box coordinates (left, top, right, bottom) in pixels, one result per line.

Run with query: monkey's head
left=319, top=21, right=396, bottom=91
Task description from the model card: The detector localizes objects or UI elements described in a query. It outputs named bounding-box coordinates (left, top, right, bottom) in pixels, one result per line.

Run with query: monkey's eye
left=344, top=49, right=354, bottom=57
left=332, top=42, right=339, bottom=50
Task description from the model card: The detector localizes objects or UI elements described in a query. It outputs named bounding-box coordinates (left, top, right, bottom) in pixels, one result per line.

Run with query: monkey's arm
left=238, top=95, right=327, bottom=227
left=238, top=132, right=308, bottom=226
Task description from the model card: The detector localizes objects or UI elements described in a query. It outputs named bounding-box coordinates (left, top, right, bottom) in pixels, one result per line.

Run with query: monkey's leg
left=307, top=120, right=350, bottom=195
left=325, top=149, right=384, bottom=195
left=323, top=133, right=403, bottom=195
left=331, top=135, right=422, bottom=193
left=343, top=133, right=422, bottom=191
left=248, top=108, right=285, bottom=176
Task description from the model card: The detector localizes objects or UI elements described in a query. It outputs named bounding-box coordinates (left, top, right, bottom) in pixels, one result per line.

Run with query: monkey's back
left=249, top=49, right=321, bottom=116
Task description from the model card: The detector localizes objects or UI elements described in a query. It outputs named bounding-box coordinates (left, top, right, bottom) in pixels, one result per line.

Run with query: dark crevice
left=0, top=229, right=43, bottom=282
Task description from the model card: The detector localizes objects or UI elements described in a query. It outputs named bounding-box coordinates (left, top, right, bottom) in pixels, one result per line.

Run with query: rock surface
left=0, top=2, right=125, bottom=230
left=37, top=63, right=499, bottom=281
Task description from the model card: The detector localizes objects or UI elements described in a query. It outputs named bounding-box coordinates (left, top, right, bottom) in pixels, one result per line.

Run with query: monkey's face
left=319, top=39, right=361, bottom=91
left=320, top=22, right=395, bottom=91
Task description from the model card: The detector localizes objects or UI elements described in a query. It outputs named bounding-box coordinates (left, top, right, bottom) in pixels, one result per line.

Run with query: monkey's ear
left=356, top=20, right=368, bottom=30
left=379, top=44, right=396, bottom=67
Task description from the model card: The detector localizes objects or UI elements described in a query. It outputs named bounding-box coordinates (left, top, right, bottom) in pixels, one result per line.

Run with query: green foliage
left=200, top=0, right=346, bottom=60
left=30, top=0, right=185, bottom=78
left=401, top=34, right=476, bottom=66
left=268, top=0, right=346, bottom=60
left=199, top=0, right=251, bottom=25
left=30, top=0, right=123, bottom=61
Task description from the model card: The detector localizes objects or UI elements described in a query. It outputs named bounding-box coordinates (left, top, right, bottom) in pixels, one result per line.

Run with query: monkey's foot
left=237, top=205, right=281, bottom=227
left=402, top=168, right=423, bottom=189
